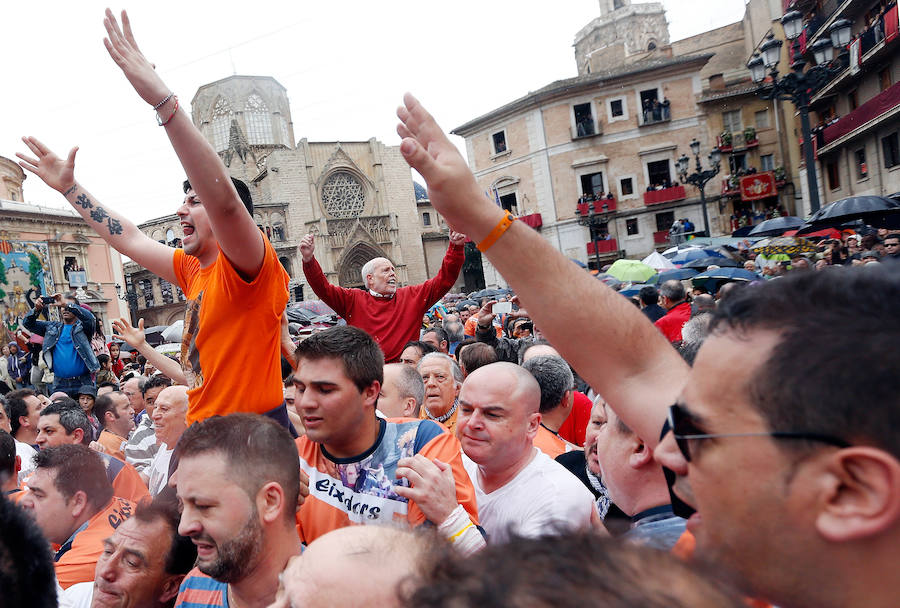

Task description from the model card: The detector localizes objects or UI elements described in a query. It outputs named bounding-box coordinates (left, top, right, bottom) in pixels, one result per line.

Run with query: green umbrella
left=605, top=259, right=657, bottom=283
left=750, top=236, right=817, bottom=257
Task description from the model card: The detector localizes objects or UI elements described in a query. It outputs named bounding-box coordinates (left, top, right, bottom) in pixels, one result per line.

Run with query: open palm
left=16, top=137, right=77, bottom=194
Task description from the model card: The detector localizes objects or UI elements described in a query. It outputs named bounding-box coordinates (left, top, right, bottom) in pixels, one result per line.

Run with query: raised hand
left=102, top=9, right=169, bottom=106
left=299, top=234, right=316, bottom=263
left=448, top=230, right=467, bottom=247
left=111, top=317, right=147, bottom=348
left=16, top=137, right=77, bottom=194
left=394, top=455, right=458, bottom=525
left=397, top=94, right=500, bottom=237
left=476, top=300, right=497, bottom=326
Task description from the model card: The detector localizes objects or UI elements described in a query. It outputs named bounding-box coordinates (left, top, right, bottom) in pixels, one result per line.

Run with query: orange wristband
left=476, top=211, right=516, bottom=252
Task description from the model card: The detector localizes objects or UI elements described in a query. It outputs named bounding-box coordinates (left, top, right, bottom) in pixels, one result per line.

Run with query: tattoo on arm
left=89, top=207, right=109, bottom=223
left=74, top=193, right=93, bottom=209
left=106, top=217, right=123, bottom=236
left=64, top=185, right=78, bottom=196
left=71, top=191, right=124, bottom=236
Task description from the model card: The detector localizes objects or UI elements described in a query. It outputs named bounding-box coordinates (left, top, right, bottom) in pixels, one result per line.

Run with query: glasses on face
left=667, top=404, right=850, bottom=463
left=885, top=242, right=900, bottom=248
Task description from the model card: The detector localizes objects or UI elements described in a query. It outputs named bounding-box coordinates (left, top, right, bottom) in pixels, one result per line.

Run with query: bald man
left=146, top=385, right=189, bottom=495
left=273, top=525, right=438, bottom=608
left=298, top=232, right=466, bottom=362
left=403, top=362, right=595, bottom=545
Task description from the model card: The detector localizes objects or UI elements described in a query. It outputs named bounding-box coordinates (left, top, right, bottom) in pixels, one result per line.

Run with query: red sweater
left=302, top=244, right=464, bottom=361
left=654, top=301, right=692, bottom=343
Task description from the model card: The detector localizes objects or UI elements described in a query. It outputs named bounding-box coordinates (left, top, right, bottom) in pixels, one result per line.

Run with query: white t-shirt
left=463, top=447, right=595, bottom=544
left=62, top=581, right=93, bottom=608
left=15, top=440, right=36, bottom=483
left=147, top=446, right=173, bottom=496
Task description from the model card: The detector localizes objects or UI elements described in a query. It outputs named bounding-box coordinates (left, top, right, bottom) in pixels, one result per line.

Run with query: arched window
left=270, top=212, right=286, bottom=242
left=648, top=41, right=657, bottom=51
left=159, top=279, right=174, bottom=304
left=279, top=256, right=292, bottom=276
left=321, top=171, right=366, bottom=218
left=245, top=94, right=273, bottom=145
left=140, top=279, right=154, bottom=308
left=211, top=98, right=232, bottom=152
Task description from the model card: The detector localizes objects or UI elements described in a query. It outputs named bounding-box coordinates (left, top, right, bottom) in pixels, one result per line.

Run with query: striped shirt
left=174, top=568, right=228, bottom=608
left=124, top=413, right=158, bottom=474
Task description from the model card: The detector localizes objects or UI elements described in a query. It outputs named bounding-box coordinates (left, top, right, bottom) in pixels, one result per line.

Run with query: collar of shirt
left=369, top=289, right=394, bottom=299
left=631, top=504, right=675, bottom=527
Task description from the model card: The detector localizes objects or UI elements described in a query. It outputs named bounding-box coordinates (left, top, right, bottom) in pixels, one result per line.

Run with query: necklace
left=424, top=399, right=458, bottom=423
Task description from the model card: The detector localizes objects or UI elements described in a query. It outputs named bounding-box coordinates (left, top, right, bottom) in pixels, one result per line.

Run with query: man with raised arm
left=396, top=94, right=900, bottom=608
left=298, top=230, right=466, bottom=362
left=17, top=10, right=289, bottom=428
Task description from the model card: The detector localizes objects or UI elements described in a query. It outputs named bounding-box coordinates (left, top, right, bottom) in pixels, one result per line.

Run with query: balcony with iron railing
left=717, top=129, right=759, bottom=152
left=571, top=119, right=602, bottom=140
left=639, top=102, right=671, bottom=127
left=819, top=80, right=900, bottom=154
left=643, top=185, right=686, bottom=206
left=586, top=239, right=619, bottom=256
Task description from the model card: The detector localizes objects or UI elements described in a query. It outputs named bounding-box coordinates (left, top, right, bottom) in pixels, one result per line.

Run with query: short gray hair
left=521, top=355, right=574, bottom=414
left=418, top=352, right=463, bottom=385
left=443, top=320, right=465, bottom=343
left=659, top=280, right=686, bottom=303
left=385, top=363, right=425, bottom=409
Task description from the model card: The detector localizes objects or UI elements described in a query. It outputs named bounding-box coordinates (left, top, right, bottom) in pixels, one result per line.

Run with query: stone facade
left=125, top=75, right=448, bottom=325
left=0, top=155, right=129, bottom=336
left=574, top=0, right=671, bottom=75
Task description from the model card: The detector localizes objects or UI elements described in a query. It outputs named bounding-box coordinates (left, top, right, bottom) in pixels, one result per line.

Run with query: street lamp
left=747, top=16, right=852, bottom=214
left=677, top=138, right=721, bottom=238
left=575, top=198, right=615, bottom=269
left=115, top=281, right=139, bottom=326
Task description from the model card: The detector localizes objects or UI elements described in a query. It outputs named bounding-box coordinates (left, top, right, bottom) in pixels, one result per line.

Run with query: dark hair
left=176, top=414, right=299, bottom=522
left=142, top=375, right=173, bottom=396
left=184, top=177, right=253, bottom=215
left=884, top=233, right=900, bottom=242
left=402, top=340, right=439, bottom=359
left=522, top=355, right=574, bottom=414
left=295, top=326, right=384, bottom=392
left=97, top=353, right=110, bottom=366
left=423, top=327, right=449, bottom=346
left=283, top=373, right=295, bottom=388
left=7, top=396, right=28, bottom=436
left=0, top=494, right=58, bottom=608
left=458, top=342, right=497, bottom=376
left=93, top=393, right=122, bottom=427
left=639, top=285, right=660, bottom=306
left=133, top=497, right=197, bottom=575
left=39, top=402, right=92, bottom=445
left=7, top=388, right=36, bottom=402
left=97, top=381, right=120, bottom=392
left=0, top=430, right=15, bottom=483
left=403, top=531, right=743, bottom=607
left=34, top=445, right=113, bottom=511
left=710, top=268, right=900, bottom=458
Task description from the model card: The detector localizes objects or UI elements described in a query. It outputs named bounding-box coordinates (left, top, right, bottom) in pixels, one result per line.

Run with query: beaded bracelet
left=476, top=211, right=516, bottom=253
left=152, top=92, right=174, bottom=110
left=157, top=97, right=179, bottom=127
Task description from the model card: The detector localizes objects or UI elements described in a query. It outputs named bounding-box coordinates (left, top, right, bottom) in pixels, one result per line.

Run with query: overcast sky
left=1, top=0, right=745, bottom=224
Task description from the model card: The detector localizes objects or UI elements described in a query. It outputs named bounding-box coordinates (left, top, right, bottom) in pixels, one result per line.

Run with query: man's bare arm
left=103, top=10, right=264, bottom=279
left=395, top=94, right=688, bottom=445
left=16, top=138, right=177, bottom=284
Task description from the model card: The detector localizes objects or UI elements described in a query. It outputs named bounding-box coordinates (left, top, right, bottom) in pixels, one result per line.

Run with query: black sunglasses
left=668, top=404, right=850, bottom=462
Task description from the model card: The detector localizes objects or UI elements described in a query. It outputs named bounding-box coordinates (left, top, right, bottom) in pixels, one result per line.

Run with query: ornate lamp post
left=575, top=199, right=614, bottom=269
left=115, top=281, right=139, bottom=326
left=677, top=139, right=721, bottom=238
left=747, top=13, right=852, bottom=214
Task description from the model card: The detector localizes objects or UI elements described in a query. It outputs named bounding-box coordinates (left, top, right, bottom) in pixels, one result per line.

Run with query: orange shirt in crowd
left=295, top=418, right=477, bottom=544
left=173, top=238, right=289, bottom=424
left=533, top=425, right=576, bottom=459
left=96, top=430, right=126, bottom=462
left=55, top=496, right=135, bottom=589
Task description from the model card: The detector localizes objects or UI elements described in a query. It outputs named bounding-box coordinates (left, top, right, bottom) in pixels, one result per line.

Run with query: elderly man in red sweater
left=654, top=280, right=692, bottom=344
left=299, top=231, right=466, bottom=361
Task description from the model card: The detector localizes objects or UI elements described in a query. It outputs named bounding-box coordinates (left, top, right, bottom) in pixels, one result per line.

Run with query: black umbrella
left=682, top=256, right=741, bottom=269
left=748, top=216, right=804, bottom=237
left=731, top=225, right=756, bottom=237
left=797, top=196, right=900, bottom=234
left=470, top=288, right=503, bottom=299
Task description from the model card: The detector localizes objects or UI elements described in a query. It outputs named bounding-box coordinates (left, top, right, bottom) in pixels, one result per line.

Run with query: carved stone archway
left=337, top=241, right=386, bottom=289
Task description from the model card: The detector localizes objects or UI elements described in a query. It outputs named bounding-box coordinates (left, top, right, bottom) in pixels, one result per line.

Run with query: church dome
left=414, top=182, right=429, bottom=202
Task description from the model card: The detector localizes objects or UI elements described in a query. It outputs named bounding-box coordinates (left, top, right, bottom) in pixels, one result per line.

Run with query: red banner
left=740, top=172, right=777, bottom=201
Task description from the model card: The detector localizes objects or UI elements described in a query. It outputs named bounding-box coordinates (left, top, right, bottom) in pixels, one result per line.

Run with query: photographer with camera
left=23, top=292, right=99, bottom=398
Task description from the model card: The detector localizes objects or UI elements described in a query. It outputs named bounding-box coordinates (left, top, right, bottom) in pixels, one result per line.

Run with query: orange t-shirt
left=55, top=496, right=135, bottom=589
left=173, top=238, right=289, bottom=424
left=533, top=425, right=575, bottom=459
left=295, top=417, right=478, bottom=544
left=465, top=316, right=503, bottom=338
left=97, top=430, right=126, bottom=461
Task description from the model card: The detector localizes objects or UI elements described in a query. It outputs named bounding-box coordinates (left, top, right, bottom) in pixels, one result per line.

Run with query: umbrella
left=154, top=343, right=181, bottom=356
left=161, top=320, right=183, bottom=343
left=731, top=225, right=757, bottom=237
left=454, top=299, right=479, bottom=309
left=570, top=258, right=588, bottom=269
left=682, top=256, right=741, bottom=269
left=648, top=268, right=700, bottom=284
left=692, top=267, right=761, bottom=290
left=142, top=325, right=168, bottom=347
left=595, top=274, right=623, bottom=288
left=618, top=283, right=652, bottom=297
left=641, top=251, right=676, bottom=271
left=292, top=300, right=335, bottom=316
left=750, top=236, right=818, bottom=256
left=782, top=228, right=841, bottom=239
left=470, top=288, right=504, bottom=299
left=797, top=195, right=900, bottom=234
left=748, top=216, right=805, bottom=237
left=605, top=259, right=657, bottom=283
left=669, top=248, right=726, bottom=266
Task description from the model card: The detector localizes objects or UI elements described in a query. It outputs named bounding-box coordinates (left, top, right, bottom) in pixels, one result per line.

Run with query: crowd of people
left=2, top=9, right=899, bottom=608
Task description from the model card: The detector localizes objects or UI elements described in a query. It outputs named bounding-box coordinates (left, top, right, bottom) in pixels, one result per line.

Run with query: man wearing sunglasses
left=396, top=94, right=900, bottom=608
